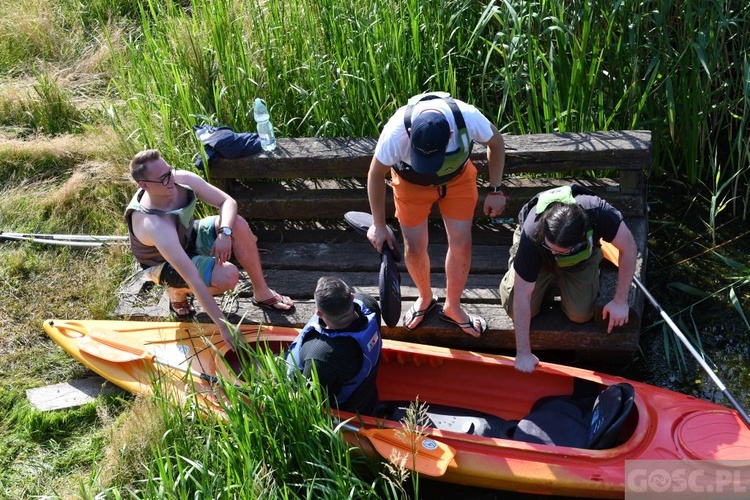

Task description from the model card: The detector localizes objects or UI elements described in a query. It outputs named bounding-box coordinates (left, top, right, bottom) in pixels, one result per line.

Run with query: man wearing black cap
left=366, top=92, right=506, bottom=337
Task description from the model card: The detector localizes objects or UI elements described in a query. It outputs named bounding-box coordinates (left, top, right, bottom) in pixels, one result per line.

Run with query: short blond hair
left=129, top=149, right=162, bottom=181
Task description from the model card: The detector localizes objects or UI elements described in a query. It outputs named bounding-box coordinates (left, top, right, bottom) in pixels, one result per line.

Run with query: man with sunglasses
left=499, top=185, right=637, bottom=373
left=125, top=149, right=294, bottom=350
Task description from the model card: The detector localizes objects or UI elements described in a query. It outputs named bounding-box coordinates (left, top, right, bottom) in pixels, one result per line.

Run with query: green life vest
left=535, top=186, right=594, bottom=268
left=125, top=184, right=197, bottom=229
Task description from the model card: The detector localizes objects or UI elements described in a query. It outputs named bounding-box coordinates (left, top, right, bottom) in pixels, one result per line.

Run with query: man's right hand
left=514, top=351, right=540, bottom=374
left=367, top=224, right=392, bottom=254
left=219, top=322, right=243, bottom=351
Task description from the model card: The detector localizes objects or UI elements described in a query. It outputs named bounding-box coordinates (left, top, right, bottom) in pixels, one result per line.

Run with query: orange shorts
left=391, top=160, right=478, bottom=227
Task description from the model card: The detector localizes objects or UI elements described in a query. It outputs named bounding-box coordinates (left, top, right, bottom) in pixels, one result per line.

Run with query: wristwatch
left=487, top=184, right=505, bottom=195
left=218, top=227, right=233, bottom=237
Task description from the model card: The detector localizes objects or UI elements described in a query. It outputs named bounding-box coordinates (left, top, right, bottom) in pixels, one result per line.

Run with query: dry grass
left=0, top=0, right=65, bottom=66
left=0, top=126, right=128, bottom=180
left=94, top=396, right=166, bottom=490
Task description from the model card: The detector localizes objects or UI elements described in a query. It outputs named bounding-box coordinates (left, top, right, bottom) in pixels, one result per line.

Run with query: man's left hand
left=602, top=300, right=630, bottom=333
left=212, top=233, right=233, bottom=264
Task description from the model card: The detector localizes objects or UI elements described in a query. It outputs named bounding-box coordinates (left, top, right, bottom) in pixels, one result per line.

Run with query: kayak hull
left=43, top=319, right=750, bottom=498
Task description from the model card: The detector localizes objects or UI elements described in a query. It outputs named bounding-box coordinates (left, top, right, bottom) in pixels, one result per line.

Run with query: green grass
left=82, top=348, right=408, bottom=498
left=1, top=0, right=749, bottom=496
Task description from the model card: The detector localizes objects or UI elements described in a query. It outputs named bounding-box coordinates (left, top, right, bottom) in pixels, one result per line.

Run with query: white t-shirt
left=373, top=97, right=494, bottom=167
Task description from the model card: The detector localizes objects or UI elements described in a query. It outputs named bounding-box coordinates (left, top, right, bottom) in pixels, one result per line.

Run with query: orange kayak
left=43, top=319, right=750, bottom=498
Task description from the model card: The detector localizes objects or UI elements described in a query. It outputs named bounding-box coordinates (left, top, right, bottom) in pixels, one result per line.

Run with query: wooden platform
left=116, top=217, right=648, bottom=353
left=117, top=130, right=651, bottom=355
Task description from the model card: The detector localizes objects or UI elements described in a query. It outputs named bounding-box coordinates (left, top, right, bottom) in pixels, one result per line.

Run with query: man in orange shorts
left=367, top=92, right=506, bottom=336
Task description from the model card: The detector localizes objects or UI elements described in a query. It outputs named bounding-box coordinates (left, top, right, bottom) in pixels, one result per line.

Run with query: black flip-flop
left=402, top=295, right=439, bottom=332
left=438, top=310, right=487, bottom=337
left=251, top=291, right=295, bottom=312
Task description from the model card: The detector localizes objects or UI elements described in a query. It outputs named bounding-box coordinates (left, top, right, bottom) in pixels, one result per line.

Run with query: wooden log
left=231, top=176, right=648, bottom=220
left=193, top=299, right=639, bottom=353
left=209, top=130, right=651, bottom=180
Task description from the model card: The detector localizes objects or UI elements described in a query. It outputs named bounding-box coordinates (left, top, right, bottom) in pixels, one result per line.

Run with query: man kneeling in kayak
left=287, top=277, right=382, bottom=414
left=125, top=149, right=294, bottom=350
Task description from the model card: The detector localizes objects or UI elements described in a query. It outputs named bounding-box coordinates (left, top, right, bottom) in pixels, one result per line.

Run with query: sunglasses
left=138, top=168, right=174, bottom=186
left=542, top=237, right=589, bottom=256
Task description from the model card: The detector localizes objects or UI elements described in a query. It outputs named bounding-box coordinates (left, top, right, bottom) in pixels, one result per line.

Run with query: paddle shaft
left=150, top=353, right=220, bottom=385
left=633, top=276, right=750, bottom=428
left=0, top=234, right=110, bottom=247
left=601, top=241, right=750, bottom=428
left=1, top=232, right=127, bottom=241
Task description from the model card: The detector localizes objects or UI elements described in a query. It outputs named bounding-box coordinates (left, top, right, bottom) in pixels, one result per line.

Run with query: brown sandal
left=251, top=291, right=295, bottom=312
left=169, top=297, right=196, bottom=321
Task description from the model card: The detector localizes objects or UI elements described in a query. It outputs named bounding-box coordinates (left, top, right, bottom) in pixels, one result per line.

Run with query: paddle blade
left=600, top=239, right=620, bottom=267
left=360, top=427, right=457, bottom=477
left=78, top=333, right=153, bottom=363
left=379, top=248, right=402, bottom=328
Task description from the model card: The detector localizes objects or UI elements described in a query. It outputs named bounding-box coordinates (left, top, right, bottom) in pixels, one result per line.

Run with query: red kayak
left=43, top=319, right=750, bottom=498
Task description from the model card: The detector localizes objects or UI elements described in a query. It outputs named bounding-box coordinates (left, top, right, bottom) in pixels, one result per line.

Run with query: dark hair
left=534, top=202, right=588, bottom=248
left=314, top=277, right=354, bottom=325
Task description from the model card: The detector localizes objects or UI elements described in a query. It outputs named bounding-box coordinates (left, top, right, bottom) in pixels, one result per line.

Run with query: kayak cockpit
left=375, top=381, right=637, bottom=451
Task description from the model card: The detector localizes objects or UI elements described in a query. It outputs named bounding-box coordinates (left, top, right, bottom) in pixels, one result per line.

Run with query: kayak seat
left=377, top=401, right=518, bottom=439
left=588, top=382, right=635, bottom=449
left=512, top=383, right=635, bottom=449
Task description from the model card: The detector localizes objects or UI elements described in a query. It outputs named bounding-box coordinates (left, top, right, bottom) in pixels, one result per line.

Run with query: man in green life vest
left=499, top=186, right=637, bottom=374
left=367, top=92, right=506, bottom=337
left=125, top=149, right=294, bottom=350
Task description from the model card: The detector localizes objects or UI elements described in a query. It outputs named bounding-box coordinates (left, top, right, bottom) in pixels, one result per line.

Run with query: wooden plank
left=209, top=130, right=651, bottom=180
left=257, top=242, right=511, bottom=274
left=231, top=176, right=647, bottom=220
left=27, top=376, right=124, bottom=411
left=195, top=299, right=638, bottom=352
left=211, top=137, right=378, bottom=179
left=256, top=216, right=646, bottom=274
left=250, top=219, right=515, bottom=245
left=255, top=270, right=503, bottom=301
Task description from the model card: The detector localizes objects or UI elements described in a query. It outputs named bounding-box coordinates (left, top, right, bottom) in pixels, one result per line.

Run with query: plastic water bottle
left=253, top=98, right=277, bottom=152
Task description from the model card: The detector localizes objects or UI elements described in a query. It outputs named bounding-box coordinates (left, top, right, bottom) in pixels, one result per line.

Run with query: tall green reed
left=107, top=0, right=750, bottom=215
left=108, top=0, right=488, bottom=162
left=97, top=346, right=404, bottom=498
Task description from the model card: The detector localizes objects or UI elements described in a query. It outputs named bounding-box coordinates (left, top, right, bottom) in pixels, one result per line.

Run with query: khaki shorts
left=391, top=161, right=478, bottom=227
left=499, top=226, right=603, bottom=323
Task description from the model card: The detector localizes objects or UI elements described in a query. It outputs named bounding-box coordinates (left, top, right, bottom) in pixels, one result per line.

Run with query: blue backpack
left=193, top=124, right=262, bottom=171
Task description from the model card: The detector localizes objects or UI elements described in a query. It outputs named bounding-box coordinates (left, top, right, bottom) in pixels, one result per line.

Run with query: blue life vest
left=394, top=92, right=474, bottom=186
left=286, top=299, right=381, bottom=405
